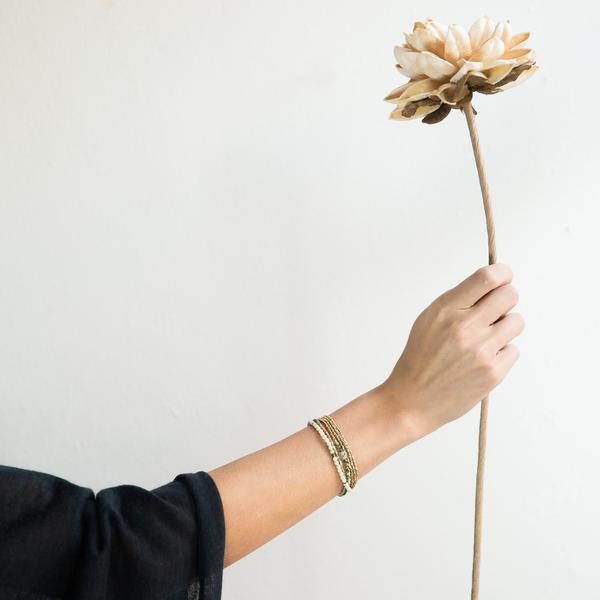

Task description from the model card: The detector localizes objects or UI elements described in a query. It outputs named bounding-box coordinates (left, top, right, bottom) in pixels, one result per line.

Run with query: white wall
left=1, top=1, right=598, bottom=598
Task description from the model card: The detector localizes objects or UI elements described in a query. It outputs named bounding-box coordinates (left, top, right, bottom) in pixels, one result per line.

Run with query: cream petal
left=500, top=20, right=513, bottom=47
left=507, top=31, right=531, bottom=49
left=448, top=24, right=471, bottom=58
left=431, top=81, right=455, bottom=100
left=395, top=64, right=428, bottom=80
left=400, top=78, right=443, bottom=101
left=427, top=19, right=449, bottom=41
left=389, top=100, right=441, bottom=121
left=493, top=22, right=505, bottom=40
left=482, top=62, right=515, bottom=84
left=449, top=72, right=471, bottom=101
left=503, top=48, right=535, bottom=65
left=383, top=81, right=415, bottom=102
left=453, top=82, right=472, bottom=104
left=495, top=64, right=539, bottom=91
left=395, top=64, right=414, bottom=78
left=397, top=51, right=429, bottom=78
left=384, top=78, right=441, bottom=103
left=450, top=60, right=484, bottom=83
left=441, top=84, right=471, bottom=107
left=484, top=59, right=513, bottom=68
left=397, top=47, right=455, bottom=79
left=444, top=28, right=461, bottom=64
left=471, top=36, right=505, bottom=64
left=503, top=47, right=531, bottom=58
left=416, top=51, right=457, bottom=79
left=394, top=47, right=427, bottom=78
left=431, top=81, right=469, bottom=106
left=469, top=16, right=496, bottom=50
left=394, top=45, right=412, bottom=63
left=405, top=28, right=444, bottom=55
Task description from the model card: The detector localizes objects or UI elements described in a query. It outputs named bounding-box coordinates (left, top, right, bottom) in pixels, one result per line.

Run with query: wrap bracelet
left=308, top=415, right=358, bottom=496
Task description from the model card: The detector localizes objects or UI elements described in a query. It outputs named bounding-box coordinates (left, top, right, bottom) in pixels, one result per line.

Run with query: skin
left=209, top=263, right=524, bottom=568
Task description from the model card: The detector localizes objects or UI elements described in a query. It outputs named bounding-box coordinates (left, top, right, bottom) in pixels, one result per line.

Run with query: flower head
left=385, top=16, right=539, bottom=124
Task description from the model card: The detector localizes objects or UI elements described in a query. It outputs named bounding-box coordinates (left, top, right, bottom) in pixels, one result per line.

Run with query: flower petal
left=448, top=24, right=471, bottom=58
left=384, top=78, right=441, bottom=104
left=394, top=64, right=428, bottom=81
left=471, top=63, right=539, bottom=95
left=507, top=31, right=531, bottom=50
left=493, top=21, right=506, bottom=40
left=469, top=16, right=496, bottom=50
left=394, top=47, right=427, bottom=78
left=383, top=81, right=415, bottom=102
left=482, top=62, right=516, bottom=84
left=394, top=45, right=412, bottom=64
left=450, top=60, right=484, bottom=83
left=401, top=78, right=443, bottom=101
left=495, top=63, right=539, bottom=91
left=444, top=28, right=461, bottom=64
left=503, top=47, right=535, bottom=65
left=416, top=51, right=457, bottom=79
left=389, top=98, right=441, bottom=121
left=471, top=36, right=505, bottom=64
left=500, top=20, right=513, bottom=47
left=427, top=19, right=449, bottom=41
left=422, top=103, right=452, bottom=124
left=404, top=28, right=444, bottom=55
left=395, top=47, right=456, bottom=79
left=433, top=81, right=472, bottom=106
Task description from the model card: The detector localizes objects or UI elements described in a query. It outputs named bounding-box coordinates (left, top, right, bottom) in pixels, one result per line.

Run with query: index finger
left=441, top=264, right=513, bottom=309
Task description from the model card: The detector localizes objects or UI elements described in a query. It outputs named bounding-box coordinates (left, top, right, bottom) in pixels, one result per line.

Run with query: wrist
left=368, top=380, right=437, bottom=445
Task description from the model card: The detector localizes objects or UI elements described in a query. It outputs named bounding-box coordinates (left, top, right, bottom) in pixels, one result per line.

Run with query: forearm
left=209, top=264, right=523, bottom=569
left=208, top=382, right=426, bottom=568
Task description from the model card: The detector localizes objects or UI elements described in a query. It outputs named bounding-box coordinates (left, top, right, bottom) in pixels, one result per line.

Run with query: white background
left=1, top=1, right=598, bottom=598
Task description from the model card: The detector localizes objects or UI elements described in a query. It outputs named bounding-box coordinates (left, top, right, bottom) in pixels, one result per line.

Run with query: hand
left=383, top=264, right=524, bottom=437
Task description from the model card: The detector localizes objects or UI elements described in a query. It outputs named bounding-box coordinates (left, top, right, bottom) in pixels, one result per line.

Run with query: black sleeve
left=0, top=465, right=225, bottom=600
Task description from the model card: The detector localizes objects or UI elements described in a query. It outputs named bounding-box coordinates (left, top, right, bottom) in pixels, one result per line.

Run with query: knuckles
left=474, top=264, right=513, bottom=289
left=511, top=312, right=526, bottom=332
left=474, top=265, right=497, bottom=287
left=449, top=323, right=502, bottom=384
left=503, top=284, right=519, bottom=305
left=474, top=349, right=503, bottom=386
left=472, top=345, right=495, bottom=370
left=474, top=265, right=501, bottom=288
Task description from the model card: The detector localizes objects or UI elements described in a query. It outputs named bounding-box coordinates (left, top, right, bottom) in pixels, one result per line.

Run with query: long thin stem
left=461, top=98, right=497, bottom=600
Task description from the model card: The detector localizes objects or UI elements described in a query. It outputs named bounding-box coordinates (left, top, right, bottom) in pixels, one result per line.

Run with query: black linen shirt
left=0, top=466, right=225, bottom=600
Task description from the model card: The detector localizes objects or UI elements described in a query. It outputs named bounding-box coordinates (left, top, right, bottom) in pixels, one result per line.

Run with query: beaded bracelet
left=318, top=415, right=359, bottom=489
left=307, top=415, right=358, bottom=496
left=308, top=418, right=352, bottom=496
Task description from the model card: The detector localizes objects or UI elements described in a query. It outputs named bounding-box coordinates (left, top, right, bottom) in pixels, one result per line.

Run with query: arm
left=209, top=263, right=524, bottom=568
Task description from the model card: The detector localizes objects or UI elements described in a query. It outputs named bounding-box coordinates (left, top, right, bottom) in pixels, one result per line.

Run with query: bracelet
left=308, top=419, right=351, bottom=496
left=318, top=415, right=359, bottom=489
left=307, top=415, right=358, bottom=496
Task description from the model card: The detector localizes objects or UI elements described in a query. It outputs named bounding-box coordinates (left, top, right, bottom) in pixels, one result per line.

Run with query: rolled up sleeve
left=0, top=466, right=225, bottom=600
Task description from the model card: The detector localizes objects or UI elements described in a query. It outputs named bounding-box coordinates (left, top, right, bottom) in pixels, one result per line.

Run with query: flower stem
left=461, top=98, right=497, bottom=600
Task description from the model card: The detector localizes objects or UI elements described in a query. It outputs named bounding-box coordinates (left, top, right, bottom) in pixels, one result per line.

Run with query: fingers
left=488, top=312, right=525, bottom=351
left=493, top=343, right=520, bottom=383
left=442, top=264, right=513, bottom=309
left=472, top=284, right=519, bottom=325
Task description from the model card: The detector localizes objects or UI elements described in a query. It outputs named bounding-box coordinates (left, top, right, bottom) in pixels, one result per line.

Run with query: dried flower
left=384, top=16, right=539, bottom=124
